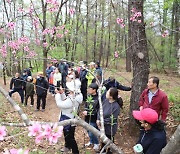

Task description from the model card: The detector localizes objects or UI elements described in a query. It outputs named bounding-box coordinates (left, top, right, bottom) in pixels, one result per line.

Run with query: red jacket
left=139, top=89, right=169, bottom=121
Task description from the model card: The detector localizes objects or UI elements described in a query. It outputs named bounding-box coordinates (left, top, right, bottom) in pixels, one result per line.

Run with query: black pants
left=36, top=94, right=47, bottom=110
left=25, top=94, right=34, bottom=106
left=63, top=126, right=79, bottom=154
left=9, top=88, right=24, bottom=103
left=101, top=134, right=114, bottom=154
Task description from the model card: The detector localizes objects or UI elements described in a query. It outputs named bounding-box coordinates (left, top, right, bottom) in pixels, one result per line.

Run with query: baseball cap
left=88, top=62, right=95, bottom=65
left=89, top=83, right=98, bottom=91
left=132, top=108, right=158, bottom=124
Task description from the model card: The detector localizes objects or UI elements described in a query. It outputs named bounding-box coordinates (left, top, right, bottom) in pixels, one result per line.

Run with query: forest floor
left=0, top=68, right=179, bottom=154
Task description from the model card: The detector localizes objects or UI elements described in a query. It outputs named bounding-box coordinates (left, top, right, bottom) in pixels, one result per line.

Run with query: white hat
left=67, top=74, right=74, bottom=79
left=66, top=80, right=81, bottom=92
left=88, top=62, right=95, bottom=65
left=27, top=76, right=32, bottom=80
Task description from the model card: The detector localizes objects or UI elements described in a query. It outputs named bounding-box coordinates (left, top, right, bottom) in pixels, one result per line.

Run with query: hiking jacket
left=84, top=94, right=99, bottom=123
left=10, top=77, right=24, bottom=90
left=55, top=92, right=83, bottom=119
left=97, top=99, right=120, bottom=136
left=26, top=81, right=35, bottom=96
left=35, top=77, right=49, bottom=96
left=139, top=89, right=169, bottom=121
left=137, top=127, right=166, bottom=154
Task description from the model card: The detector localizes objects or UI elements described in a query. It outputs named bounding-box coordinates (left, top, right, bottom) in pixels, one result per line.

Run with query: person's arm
left=117, top=82, right=131, bottom=91
left=138, top=91, right=145, bottom=110
left=55, top=93, right=72, bottom=109
left=145, top=139, right=166, bottom=154
left=161, top=95, right=169, bottom=121
left=10, top=78, right=13, bottom=89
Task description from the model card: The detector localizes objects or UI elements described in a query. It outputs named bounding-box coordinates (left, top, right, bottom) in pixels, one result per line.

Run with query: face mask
left=37, top=76, right=40, bottom=79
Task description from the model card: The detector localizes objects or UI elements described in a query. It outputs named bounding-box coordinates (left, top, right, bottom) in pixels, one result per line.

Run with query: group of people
left=8, top=60, right=169, bottom=154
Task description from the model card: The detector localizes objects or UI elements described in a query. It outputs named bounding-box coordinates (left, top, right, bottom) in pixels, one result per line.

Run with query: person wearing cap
left=82, top=83, right=100, bottom=151
left=139, top=76, right=169, bottom=121
left=9, top=72, right=24, bottom=104
left=86, top=62, right=96, bottom=86
left=35, top=72, right=49, bottom=111
left=133, top=108, right=167, bottom=154
left=25, top=76, right=35, bottom=106
left=55, top=80, right=83, bottom=154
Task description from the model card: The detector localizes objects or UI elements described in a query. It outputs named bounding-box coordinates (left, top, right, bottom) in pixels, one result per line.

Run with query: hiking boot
left=60, top=147, right=71, bottom=152
left=35, top=109, right=39, bottom=112
left=41, top=109, right=45, bottom=112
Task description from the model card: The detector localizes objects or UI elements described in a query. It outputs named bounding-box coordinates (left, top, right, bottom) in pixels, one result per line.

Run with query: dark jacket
left=35, top=77, right=49, bottom=96
left=85, top=94, right=99, bottom=123
left=98, top=99, right=120, bottom=136
left=10, top=77, right=24, bottom=90
left=46, top=66, right=54, bottom=79
left=58, top=62, right=68, bottom=76
left=26, top=81, right=35, bottom=96
left=103, top=78, right=131, bottom=91
left=137, top=127, right=166, bottom=154
left=139, top=89, right=169, bottom=121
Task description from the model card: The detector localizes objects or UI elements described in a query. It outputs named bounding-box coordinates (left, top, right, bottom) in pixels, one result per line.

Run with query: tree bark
left=161, top=125, right=180, bottom=154
left=129, top=0, right=150, bottom=132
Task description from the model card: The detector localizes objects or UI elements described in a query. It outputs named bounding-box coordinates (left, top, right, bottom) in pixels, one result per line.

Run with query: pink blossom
left=60, top=25, right=65, bottom=30
left=10, top=148, right=29, bottom=154
left=28, top=124, right=41, bottom=137
left=35, top=133, right=44, bottom=144
left=43, top=42, right=48, bottom=47
left=28, top=50, right=37, bottom=57
left=48, top=132, right=59, bottom=144
left=35, top=39, right=41, bottom=45
left=0, top=44, right=7, bottom=58
left=131, top=8, right=136, bottom=13
left=162, top=30, right=169, bottom=37
left=56, top=33, right=63, bottom=38
left=18, top=8, right=24, bottom=13
left=18, top=37, right=30, bottom=45
left=33, top=18, right=39, bottom=29
left=0, top=28, right=4, bottom=33
left=42, top=125, right=52, bottom=136
left=120, top=24, right=125, bottom=28
left=46, top=0, right=54, bottom=4
left=114, top=51, right=119, bottom=58
left=0, top=126, right=6, bottom=140
left=8, top=22, right=16, bottom=30
left=48, top=7, right=58, bottom=12
left=64, top=30, right=69, bottom=35
left=69, top=8, right=75, bottom=15
left=116, top=18, right=123, bottom=24
left=7, top=0, right=11, bottom=4
left=138, top=20, right=142, bottom=23
left=24, top=46, right=29, bottom=52
left=51, top=59, right=58, bottom=63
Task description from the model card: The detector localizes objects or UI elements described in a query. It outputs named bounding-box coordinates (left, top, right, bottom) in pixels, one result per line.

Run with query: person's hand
left=82, top=111, right=87, bottom=116
left=96, top=120, right=101, bottom=129
left=55, top=89, right=59, bottom=94
left=140, top=106, right=143, bottom=111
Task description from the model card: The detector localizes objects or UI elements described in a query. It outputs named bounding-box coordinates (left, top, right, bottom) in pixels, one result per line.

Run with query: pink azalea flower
left=56, top=33, right=63, bottom=38
left=64, top=30, right=68, bottom=35
left=10, top=149, right=18, bottom=154
left=48, top=132, right=59, bottom=144
left=18, top=8, right=24, bottom=13
left=116, top=18, right=123, bottom=24
left=0, top=126, right=6, bottom=140
left=43, top=42, right=48, bottom=47
left=0, top=28, right=4, bottom=33
left=60, top=25, right=65, bottom=30
left=35, top=133, right=44, bottom=144
left=46, top=0, right=54, bottom=4
left=8, top=22, right=16, bottom=30
left=120, top=23, right=125, bottom=28
left=24, top=46, right=29, bottom=52
left=131, top=7, right=136, bottom=13
left=138, top=20, right=142, bottom=23
left=10, top=148, right=29, bottom=154
left=35, top=39, right=41, bottom=45
left=0, top=44, right=7, bottom=58
left=114, top=51, right=119, bottom=58
left=28, top=124, right=41, bottom=137
left=33, top=18, right=39, bottom=29
left=42, top=125, right=52, bottom=136
left=7, top=0, right=11, bottom=4
left=69, top=8, right=75, bottom=15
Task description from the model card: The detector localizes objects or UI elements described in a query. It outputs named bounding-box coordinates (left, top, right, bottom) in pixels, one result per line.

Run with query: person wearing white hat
left=55, top=79, right=83, bottom=153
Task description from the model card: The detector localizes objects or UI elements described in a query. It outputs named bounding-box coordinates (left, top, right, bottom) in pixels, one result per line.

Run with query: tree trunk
left=161, top=125, right=180, bottom=154
left=85, top=0, right=89, bottom=61
left=99, top=0, right=105, bottom=63
left=129, top=0, right=150, bottom=132
left=126, top=0, right=132, bottom=72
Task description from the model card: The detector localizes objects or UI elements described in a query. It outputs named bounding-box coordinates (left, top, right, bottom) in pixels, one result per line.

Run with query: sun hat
left=132, top=108, right=158, bottom=124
